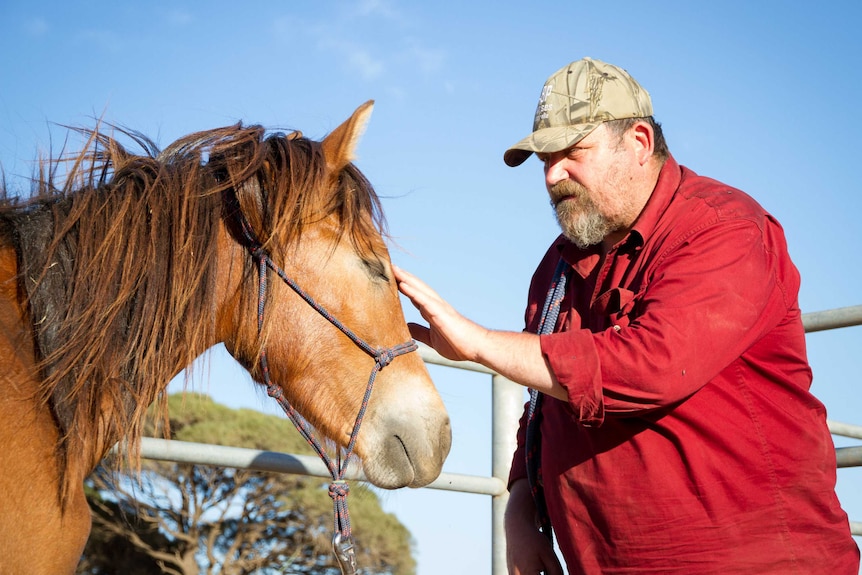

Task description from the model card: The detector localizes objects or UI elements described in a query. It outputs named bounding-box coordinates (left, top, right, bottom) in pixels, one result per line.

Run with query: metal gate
left=140, top=304, right=862, bottom=574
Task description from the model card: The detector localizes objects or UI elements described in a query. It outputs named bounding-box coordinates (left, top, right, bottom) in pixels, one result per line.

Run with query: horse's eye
left=362, top=258, right=390, bottom=283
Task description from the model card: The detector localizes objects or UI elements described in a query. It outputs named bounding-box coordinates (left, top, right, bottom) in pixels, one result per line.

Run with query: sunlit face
left=538, top=124, right=641, bottom=248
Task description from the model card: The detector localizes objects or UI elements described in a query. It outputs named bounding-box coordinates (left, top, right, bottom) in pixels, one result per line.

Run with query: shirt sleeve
left=541, top=215, right=797, bottom=424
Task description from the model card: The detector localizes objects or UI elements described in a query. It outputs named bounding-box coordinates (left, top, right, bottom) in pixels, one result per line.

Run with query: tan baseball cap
left=504, top=57, right=653, bottom=167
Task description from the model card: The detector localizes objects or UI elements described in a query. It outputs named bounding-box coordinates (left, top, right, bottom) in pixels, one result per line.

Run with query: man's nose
left=544, top=153, right=569, bottom=187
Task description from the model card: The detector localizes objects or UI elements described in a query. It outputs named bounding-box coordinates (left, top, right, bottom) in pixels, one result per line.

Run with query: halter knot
left=374, top=347, right=396, bottom=369
left=266, top=384, right=283, bottom=400
left=329, top=480, right=350, bottom=500
left=248, top=244, right=265, bottom=261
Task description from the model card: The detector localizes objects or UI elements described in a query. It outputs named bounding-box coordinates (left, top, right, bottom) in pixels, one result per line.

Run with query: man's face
left=538, top=124, right=640, bottom=248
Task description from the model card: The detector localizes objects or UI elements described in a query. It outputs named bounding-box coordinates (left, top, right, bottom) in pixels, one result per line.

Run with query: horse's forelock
left=224, top=132, right=386, bottom=263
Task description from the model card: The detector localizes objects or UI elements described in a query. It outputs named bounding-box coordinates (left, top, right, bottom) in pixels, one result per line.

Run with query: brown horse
left=0, top=101, right=451, bottom=574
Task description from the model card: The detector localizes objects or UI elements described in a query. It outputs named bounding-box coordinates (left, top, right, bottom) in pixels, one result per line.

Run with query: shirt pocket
left=592, top=286, right=642, bottom=330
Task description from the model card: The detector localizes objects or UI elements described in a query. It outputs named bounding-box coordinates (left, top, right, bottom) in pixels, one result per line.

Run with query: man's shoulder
left=674, top=165, right=769, bottom=223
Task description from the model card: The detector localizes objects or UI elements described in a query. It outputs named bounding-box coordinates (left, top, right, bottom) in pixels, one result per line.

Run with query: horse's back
left=0, top=241, right=91, bottom=575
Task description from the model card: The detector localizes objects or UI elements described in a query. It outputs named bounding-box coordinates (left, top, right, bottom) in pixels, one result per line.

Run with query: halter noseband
left=231, top=203, right=417, bottom=575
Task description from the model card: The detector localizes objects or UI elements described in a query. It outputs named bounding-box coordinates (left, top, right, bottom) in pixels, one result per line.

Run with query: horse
left=0, top=101, right=451, bottom=574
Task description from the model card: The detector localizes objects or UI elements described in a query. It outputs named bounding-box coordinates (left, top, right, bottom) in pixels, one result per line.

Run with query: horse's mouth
left=360, top=420, right=451, bottom=490
left=392, top=434, right=421, bottom=487
left=393, top=433, right=409, bottom=459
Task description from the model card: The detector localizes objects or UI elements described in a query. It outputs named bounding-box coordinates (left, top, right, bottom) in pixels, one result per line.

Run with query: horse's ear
left=321, top=100, right=374, bottom=178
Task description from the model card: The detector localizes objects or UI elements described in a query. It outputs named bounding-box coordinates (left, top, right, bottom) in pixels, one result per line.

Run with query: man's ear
left=631, top=120, right=654, bottom=166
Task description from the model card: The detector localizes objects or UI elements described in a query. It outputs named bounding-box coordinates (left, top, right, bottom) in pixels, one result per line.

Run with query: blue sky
left=1, top=1, right=860, bottom=573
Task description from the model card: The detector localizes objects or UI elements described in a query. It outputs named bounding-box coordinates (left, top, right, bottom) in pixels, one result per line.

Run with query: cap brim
left=503, top=123, right=602, bottom=167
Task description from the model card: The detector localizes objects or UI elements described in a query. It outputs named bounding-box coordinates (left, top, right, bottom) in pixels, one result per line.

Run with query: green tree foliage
left=78, top=393, right=416, bottom=575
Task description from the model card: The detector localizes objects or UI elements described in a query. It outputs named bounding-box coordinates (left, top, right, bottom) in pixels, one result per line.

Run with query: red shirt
left=509, top=156, right=860, bottom=574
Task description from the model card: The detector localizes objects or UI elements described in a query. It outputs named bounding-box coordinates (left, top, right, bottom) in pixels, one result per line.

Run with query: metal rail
left=802, top=304, right=862, bottom=333
left=137, top=437, right=506, bottom=496
left=803, top=306, right=862, bottom=538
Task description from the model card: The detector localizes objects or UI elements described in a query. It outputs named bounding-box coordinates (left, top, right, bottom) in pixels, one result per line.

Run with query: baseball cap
left=504, top=57, right=653, bottom=167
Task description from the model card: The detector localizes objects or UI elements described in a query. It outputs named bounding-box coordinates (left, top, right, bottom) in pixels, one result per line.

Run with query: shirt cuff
left=540, top=331, right=605, bottom=426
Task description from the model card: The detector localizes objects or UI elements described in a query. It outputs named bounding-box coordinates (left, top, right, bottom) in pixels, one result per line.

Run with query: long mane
left=0, top=121, right=385, bottom=498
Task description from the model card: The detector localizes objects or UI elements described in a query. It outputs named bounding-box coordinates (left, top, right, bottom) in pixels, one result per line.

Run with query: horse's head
left=212, top=102, right=451, bottom=488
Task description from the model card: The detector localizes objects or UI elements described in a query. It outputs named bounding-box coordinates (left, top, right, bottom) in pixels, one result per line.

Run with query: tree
left=78, top=393, right=416, bottom=575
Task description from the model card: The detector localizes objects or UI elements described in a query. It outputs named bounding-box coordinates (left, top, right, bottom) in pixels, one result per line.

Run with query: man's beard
left=549, top=179, right=614, bottom=249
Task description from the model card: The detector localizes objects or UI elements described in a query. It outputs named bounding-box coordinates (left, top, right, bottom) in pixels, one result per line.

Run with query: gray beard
left=555, top=204, right=612, bottom=248
left=550, top=180, right=614, bottom=249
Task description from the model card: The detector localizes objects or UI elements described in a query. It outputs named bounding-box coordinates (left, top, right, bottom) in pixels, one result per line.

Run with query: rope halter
left=235, top=209, right=418, bottom=575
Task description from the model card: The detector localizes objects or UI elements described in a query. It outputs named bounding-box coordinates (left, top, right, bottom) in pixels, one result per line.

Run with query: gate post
left=491, top=374, right=525, bottom=575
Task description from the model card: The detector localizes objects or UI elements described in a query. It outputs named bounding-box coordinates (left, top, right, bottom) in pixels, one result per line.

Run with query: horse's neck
left=0, top=242, right=39, bottom=383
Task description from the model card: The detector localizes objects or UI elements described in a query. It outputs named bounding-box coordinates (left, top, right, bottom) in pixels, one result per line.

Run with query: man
left=394, top=57, right=860, bottom=574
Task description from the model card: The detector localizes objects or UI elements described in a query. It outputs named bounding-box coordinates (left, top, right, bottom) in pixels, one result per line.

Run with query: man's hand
left=505, top=479, right=564, bottom=575
left=395, top=265, right=569, bottom=402
left=393, top=265, right=488, bottom=363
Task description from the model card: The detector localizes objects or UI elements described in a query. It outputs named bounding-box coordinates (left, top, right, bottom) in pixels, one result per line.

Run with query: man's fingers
left=394, top=265, right=470, bottom=360
left=392, top=264, right=414, bottom=288
left=394, top=265, right=438, bottom=303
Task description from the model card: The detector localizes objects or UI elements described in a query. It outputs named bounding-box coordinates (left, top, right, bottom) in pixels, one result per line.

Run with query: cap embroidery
left=589, top=71, right=613, bottom=118
left=537, top=82, right=554, bottom=122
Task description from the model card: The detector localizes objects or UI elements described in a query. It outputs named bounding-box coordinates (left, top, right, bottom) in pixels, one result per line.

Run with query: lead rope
left=239, top=215, right=417, bottom=575
left=525, top=257, right=570, bottom=545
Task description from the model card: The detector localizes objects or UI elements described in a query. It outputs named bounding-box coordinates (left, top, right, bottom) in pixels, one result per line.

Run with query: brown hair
left=605, top=116, right=669, bottom=161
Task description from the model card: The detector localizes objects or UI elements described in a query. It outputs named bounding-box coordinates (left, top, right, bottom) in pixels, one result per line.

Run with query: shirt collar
left=627, top=154, right=681, bottom=247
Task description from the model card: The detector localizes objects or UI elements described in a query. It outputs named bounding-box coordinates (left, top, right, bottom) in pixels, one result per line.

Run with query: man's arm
left=393, top=265, right=568, bottom=402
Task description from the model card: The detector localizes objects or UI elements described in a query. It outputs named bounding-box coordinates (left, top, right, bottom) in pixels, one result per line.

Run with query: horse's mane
left=0, top=122, right=385, bottom=500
